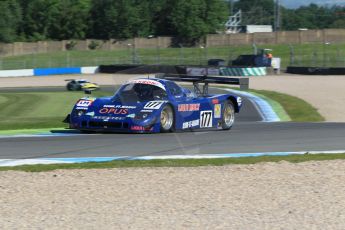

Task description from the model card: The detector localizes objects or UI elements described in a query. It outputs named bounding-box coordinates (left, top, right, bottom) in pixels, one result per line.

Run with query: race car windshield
left=114, top=83, right=168, bottom=103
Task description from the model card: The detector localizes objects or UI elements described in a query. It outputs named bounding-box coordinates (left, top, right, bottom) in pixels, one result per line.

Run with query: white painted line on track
left=1, top=150, right=344, bottom=167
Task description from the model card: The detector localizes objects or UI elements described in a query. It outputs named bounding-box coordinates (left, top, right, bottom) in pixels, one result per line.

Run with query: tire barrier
left=98, top=64, right=141, bottom=73
left=287, top=66, right=345, bottom=75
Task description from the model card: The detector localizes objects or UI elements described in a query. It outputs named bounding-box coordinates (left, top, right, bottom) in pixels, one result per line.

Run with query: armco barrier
left=34, top=67, right=81, bottom=76
left=0, top=66, right=100, bottom=77
left=287, top=66, right=345, bottom=75
left=99, top=65, right=186, bottom=74
left=81, top=66, right=99, bottom=74
left=0, top=69, right=34, bottom=77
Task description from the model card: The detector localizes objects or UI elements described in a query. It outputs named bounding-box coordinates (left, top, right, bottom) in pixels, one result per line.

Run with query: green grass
left=0, top=86, right=324, bottom=131
left=249, top=89, right=325, bottom=122
left=0, top=90, right=110, bottom=130
left=218, top=86, right=324, bottom=122
left=1, top=153, right=345, bottom=172
left=0, top=128, right=66, bottom=136
left=0, top=43, right=344, bottom=70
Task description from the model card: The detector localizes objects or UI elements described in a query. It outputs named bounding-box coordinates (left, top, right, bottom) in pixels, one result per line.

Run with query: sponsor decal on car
left=214, top=104, right=221, bottom=118
left=103, top=105, right=137, bottom=109
left=94, top=116, right=125, bottom=121
left=99, top=108, right=128, bottom=115
left=212, top=99, right=219, bottom=104
left=118, top=105, right=136, bottom=109
left=77, top=100, right=93, bottom=107
left=200, top=111, right=213, bottom=128
left=140, top=109, right=154, bottom=113
left=76, top=107, right=88, bottom=110
left=144, top=101, right=165, bottom=110
left=131, top=126, right=153, bottom=131
left=182, top=119, right=200, bottom=129
left=178, top=103, right=200, bottom=112
left=128, top=79, right=166, bottom=90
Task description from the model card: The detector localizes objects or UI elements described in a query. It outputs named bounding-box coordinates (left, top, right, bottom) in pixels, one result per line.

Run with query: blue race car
left=64, top=75, right=243, bottom=133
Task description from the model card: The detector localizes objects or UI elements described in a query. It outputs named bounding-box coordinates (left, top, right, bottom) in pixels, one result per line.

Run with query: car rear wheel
left=160, top=105, right=174, bottom=132
left=222, top=100, right=235, bottom=130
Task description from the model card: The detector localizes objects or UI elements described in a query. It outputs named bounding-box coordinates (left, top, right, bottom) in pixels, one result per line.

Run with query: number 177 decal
left=200, top=111, right=213, bottom=128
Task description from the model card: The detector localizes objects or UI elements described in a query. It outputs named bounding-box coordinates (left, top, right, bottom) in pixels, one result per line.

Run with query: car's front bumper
left=69, top=116, right=160, bottom=133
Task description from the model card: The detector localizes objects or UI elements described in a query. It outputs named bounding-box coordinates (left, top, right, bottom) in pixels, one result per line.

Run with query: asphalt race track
left=1, top=86, right=345, bottom=160
left=1, top=122, right=345, bottom=159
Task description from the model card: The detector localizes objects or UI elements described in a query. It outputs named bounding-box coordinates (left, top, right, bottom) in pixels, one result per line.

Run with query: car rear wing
left=156, top=74, right=249, bottom=96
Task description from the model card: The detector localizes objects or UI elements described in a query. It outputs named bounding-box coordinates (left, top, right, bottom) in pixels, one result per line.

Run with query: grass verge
left=1, top=153, right=345, bottom=172
left=220, top=86, right=324, bottom=122
left=0, top=90, right=110, bottom=130
left=249, top=89, right=325, bottom=122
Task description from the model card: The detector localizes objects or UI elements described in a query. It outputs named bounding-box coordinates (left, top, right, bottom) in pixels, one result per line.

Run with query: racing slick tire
left=221, top=100, right=235, bottom=130
left=66, top=84, right=73, bottom=91
left=160, top=105, right=175, bottom=133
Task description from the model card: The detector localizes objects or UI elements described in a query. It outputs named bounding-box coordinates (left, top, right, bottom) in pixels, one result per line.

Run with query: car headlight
left=237, top=97, right=242, bottom=106
left=76, top=110, right=86, bottom=117
left=135, top=112, right=150, bottom=120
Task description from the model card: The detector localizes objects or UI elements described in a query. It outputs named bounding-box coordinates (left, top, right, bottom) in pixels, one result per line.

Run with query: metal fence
left=0, top=43, right=344, bottom=71
left=289, top=43, right=345, bottom=68
left=0, top=47, right=243, bottom=70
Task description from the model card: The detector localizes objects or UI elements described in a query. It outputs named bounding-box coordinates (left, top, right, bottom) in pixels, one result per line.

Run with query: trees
left=0, top=0, right=22, bottom=43
left=87, top=0, right=228, bottom=43
left=50, top=0, right=91, bottom=40
left=170, top=0, right=228, bottom=44
left=88, top=0, right=151, bottom=39
left=170, top=0, right=208, bottom=44
left=0, top=0, right=344, bottom=43
left=22, top=0, right=90, bottom=41
left=147, top=0, right=175, bottom=36
left=22, top=0, right=60, bottom=41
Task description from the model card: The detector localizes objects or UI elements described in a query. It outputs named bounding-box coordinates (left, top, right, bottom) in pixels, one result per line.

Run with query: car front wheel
left=160, top=105, right=174, bottom=132
left=222, top=100, right=235, bottom=130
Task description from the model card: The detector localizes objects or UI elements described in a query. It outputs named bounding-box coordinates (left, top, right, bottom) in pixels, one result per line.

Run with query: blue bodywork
left=67, top=78, right=242, bottom=133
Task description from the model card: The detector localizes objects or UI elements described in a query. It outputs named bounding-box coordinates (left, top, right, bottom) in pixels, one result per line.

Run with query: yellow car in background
left=65, top=79, right=100, bottom=91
